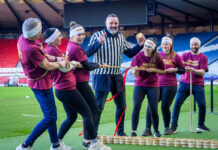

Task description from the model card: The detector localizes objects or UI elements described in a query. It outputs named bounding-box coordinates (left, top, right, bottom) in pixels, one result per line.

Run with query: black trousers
left=55, top=89, right=96, bottom=140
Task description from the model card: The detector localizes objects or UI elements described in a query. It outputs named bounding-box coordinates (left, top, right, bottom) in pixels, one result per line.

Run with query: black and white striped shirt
left=87, top=29, right=135, bottom=75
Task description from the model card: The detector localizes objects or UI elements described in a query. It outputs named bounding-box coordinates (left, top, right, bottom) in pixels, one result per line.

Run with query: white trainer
left=50, top=142, right=72, bottom=150
left=88, top=140, right=111, bottom=150
left=16, top=144, right=33, bottom=150
left=60, top=141, right=72, bottom=150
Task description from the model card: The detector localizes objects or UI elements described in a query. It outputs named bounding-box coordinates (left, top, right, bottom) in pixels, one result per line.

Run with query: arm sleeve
left=81, top=60, right=100, bottom=71
left=157, top=57, right=165, bottom=70
left=122, top=36, right=143, bottom=58
left=200, top=55, right=208, bottom=72
left=85, top=33, right=101, bottom=57
left=123, top=44, right=143, bottom=58
left=176, top=68, right=185, bottom=74
left=176, top=54, right=185, bottom=74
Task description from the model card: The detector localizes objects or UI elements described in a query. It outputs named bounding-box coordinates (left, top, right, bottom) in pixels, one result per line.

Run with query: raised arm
left=85, top=32, right=105, bottom=57
left=123, top=34, right=145, bottom=58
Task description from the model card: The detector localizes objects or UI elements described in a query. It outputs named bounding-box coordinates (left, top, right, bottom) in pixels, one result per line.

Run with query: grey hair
left=106, top=14, right=118, bottom=21
left=22, top=18, right=41, bottom=33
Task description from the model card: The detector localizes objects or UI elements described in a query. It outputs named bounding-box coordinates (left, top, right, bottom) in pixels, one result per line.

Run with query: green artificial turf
left=0, top=86, right=217, bottom=150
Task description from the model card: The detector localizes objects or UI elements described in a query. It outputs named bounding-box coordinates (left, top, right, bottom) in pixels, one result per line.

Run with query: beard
left=191, top=47, right=199, bottom=54
left=108, top=28, right=118, bottom=35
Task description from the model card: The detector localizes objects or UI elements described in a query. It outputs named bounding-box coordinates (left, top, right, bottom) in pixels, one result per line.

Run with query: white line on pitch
left=22, top=114, right=40, bottom=117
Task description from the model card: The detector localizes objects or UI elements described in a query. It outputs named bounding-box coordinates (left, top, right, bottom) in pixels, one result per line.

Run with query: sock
left=52, top=143, right=60, bottom=148
left=22, top=143, right=28, bottom=148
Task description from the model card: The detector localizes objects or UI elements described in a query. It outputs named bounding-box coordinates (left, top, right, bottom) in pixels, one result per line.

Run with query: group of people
left=130, top=35, right=210, bottom=138
left=16, top=13, right=210, bottom=150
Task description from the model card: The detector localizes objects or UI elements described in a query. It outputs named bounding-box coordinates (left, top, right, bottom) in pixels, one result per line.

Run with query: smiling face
left=105, top=16, right=119, bottom=35
left=144, top=45, right=153, bottom=57
left=190, top=42, right=200, bottom=54
left=161, top=42, right=171, bottom=54
left=71, top=33, right=85, bottom=45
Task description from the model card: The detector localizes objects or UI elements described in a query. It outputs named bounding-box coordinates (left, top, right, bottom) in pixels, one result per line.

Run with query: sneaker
left=50, top=143, right=72, bottom=150
left=196, top=125, right=210, bottom=132
left=16, top=144, right=33, bottom=150
left=154, top=130, right=162, bottom=138
left=164, top=127, right=172, bottom=135
left=142, top=128, right=152, bottom=136
left=131, top=132, right=137, bottom=137
left=171, top=126, right=177, bottom=134
left=82, top=142, right=91, bottom=149
left=88, top=140, right=111, bottom=150
left=117, top=132, right=127, bottom=136
left=59, top=141, right=72, bottom=150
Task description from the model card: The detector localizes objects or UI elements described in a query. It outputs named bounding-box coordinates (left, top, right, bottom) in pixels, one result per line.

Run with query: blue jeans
left=171, top=82, right=206, bottom=127
left=131, top=86, right=160, bottom=131
left=146, top=86, right=177, bottom=129
left=25, top=88, right=58, bottom=146
left=95, top=75, right=126, bottom=135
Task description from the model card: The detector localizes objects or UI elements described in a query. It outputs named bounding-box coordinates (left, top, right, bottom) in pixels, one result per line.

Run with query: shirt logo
left=140, top=62, right=156, bottom=69
left=184, top=60, right=199, bottom=66
left=163, top=59, right=173, bottom=65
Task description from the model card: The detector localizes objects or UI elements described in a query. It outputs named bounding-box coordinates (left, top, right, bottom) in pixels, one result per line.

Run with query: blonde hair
left=164, top=35, right=175, bottom=59
left=69, top=21, right=82, bottom=31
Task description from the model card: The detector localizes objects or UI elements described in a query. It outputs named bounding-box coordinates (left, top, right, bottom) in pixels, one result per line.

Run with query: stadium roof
left=0, top=0, right=218, bottom=33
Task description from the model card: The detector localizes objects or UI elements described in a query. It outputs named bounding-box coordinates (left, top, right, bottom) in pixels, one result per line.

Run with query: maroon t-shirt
left=17, top=34, right=52, bottom=90
left=45, top=46, right=76, bottom=91
left=180, top=52, right=208, bottom=86
left=158, top=52, right=184, bottom=86
left=131, top=51, right=165, bottom=87
left=67, top=41, right=89, bottom=82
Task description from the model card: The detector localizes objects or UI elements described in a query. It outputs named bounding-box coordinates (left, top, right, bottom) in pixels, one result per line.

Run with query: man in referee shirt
left=85, top=14, right=145, bottom=136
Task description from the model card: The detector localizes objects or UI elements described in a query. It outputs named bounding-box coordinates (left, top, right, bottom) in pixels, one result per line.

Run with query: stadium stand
left=0, top=32, right=218, bottom=85
left=173, top=32, right=218, bottom=52
left=0, top=39, right=19, bottom=68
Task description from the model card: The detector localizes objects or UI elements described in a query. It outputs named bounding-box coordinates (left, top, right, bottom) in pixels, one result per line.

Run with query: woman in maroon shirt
left=131, top=38, right=165, bottom=138
left=66, top=22, right=108, bottom=149
left=44, top=27, right=111, bottom=150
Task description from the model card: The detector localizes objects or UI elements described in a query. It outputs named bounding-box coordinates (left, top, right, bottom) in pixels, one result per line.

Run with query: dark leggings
left=55, top=89, right=96, bottom=140
left=131, top=86, right=160, bottom=131
left=77, top=82, right=99, bottom=140
left=146, top=86, right=177, bottom=129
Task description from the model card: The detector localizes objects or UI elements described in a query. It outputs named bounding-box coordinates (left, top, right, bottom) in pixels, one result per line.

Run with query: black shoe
left=154, top=130, right=162, bottom=138
left=164, top=127, right=172, bottom=135
left=82, top=142, right=90, bottom=149
left=117, top=132, right=127, bottom=136
left=196, top=125, right=210, bottom=132
left=131, top=132, right=137, bottom=137
left=171, top=126, right=177, bottom=134
left=142, top=128, right=152, bottom=136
